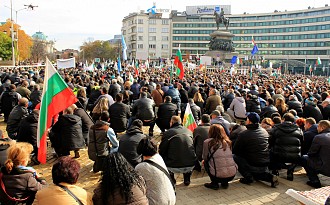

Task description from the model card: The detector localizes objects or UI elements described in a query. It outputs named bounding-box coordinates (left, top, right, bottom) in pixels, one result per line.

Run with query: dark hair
left=272, top=116, right=282, bottom=124
left=116, top=93, right=123, bottom=102
left=283, top=113, right=295, bottom=122
left=102, top=87, right=108, bottom=94
left=52, top=156, right=80, bottom=185
left=165, top=96, right=172, bottom=102
left=101, top=153, right=144, bottom=204
left=132, top=119, right=143, bottom=128
left=100, top=111, right=110, bottom=121
left=271, top=112, right=281, bottom=119
left=267, top=98, right=274, bottom=105
left=137, top=138, right=157, bottom=156
left=201, top=114, right=210, bottom=123
left=140, top=91, right=147, bottom=98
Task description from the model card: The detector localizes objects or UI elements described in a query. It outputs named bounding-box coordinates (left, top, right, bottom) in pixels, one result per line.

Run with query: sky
left=0, top=0, right=328, bottom=50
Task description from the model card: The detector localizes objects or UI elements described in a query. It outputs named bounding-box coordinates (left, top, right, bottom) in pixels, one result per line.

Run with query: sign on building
left=186, top=5, right=231, bottom=16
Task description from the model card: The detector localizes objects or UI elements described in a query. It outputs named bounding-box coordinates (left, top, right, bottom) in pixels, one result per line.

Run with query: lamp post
left=10, top=0, right=15, bottom=66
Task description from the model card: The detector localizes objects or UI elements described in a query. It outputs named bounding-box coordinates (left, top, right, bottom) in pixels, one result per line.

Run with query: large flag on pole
left=251, top=45, right=259, bottom=56
left=37, top=58, right=78, bottom=164
left=122, top=35, right=127, bottom=61
left=183, top=103, right=198, bottom=132
left=174, top=48, right=184, bottom=79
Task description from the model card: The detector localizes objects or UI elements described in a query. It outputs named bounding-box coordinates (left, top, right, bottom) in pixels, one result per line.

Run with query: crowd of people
left=0, top=65, right=329, bottom=204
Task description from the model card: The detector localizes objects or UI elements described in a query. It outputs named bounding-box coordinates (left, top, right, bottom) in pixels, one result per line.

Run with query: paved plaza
left=1, top=120, right=329, bottom=205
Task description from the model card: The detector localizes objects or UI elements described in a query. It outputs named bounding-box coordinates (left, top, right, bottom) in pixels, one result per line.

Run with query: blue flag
left=121, top=35, right=127, bottom=61
left=117, top=57, right=121, bottom=74
left=147, top=5, right=156, bottom=14
left=251, top=45, right=259, bottom=56
left=231, top=56, right=238, bottom=64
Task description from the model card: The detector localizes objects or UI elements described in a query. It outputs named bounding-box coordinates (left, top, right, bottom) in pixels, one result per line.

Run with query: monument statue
left=214, top=8, right=230, bottom=30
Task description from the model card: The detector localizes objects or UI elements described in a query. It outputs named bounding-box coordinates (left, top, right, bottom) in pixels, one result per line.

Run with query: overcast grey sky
left=0, top=0, right=327, bottom=50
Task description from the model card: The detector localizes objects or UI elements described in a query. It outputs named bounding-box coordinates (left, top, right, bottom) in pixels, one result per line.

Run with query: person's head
left=210, top=110, right=220, bottom=119
left=317, top=120, right=330, bottom=133
left=164, top=96, right=172, bottom=102
left=208, top=124, right=232, bottom=151
left=52, top=156, right=81, bottom=185
left=193, top=92, right=204, bottom=103
left=272, top=116, right=282, bottom=124
left=9, top=84, right=16, bottom=91
left=100, top=111, right=110, bottom=122
left=304, top=117, right=316, bottom=130
left=295, top=118, right=306, bottom=129
left=209, top=89, right=216, bottom=96
left=5, top=142, right=33, bottom=173
left=271, top=112, right=281, bottom=119
left=33, top=84, right=40, bottom=91
left=115, top=93, right=123, bottom=102
left=101, top=87, right=108, bottom=95
left=201, top=114, right=210, bottom=124
left=246, top=112, right=260, bottom=125
left=64, top=107, right=74, bottom=115
left=188, top=98, right=194, bottom=104
left=77, top=87, right=86, bottom=98
left=261, top=118, right=274, bottom=129
left=140, top=91, right=147, bottom=98
left=288, top=109, right=297, bottom=117
left=283, top=113, right=295, bottom=123
left=156, top=84, right=161, bottom=90
left=267, top=98, right=274, bottom=106
left=18, top=97, right=29, bottom=107
left=275, top=98, right=285, bottom=107
left=93, top=97, right=109, bottom=113
left=101, top=152, right=143, bottom=203
left=131, top=119, right=143, bottom=129
left=322, top=100, right=329, bottom=108
left=21, top=80, right=29, bottom=87
left=137, top=138, right=157, bottom=158
left=170, top=115, right=181, bottom=127
left=112, top=79, right=117, bottom=84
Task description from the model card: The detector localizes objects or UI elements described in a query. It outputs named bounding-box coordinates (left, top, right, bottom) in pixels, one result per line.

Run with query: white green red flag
left=316, top=57, right=322, bottom=65
left=37, top=58, right=78, bottom=163
left=183, top=103, right=197, bottom=132
left=174, top=49, right=184, bottom=79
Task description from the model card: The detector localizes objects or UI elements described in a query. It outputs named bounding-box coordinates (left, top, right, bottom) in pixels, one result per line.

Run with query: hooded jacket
left=287, top=99, right=303, bottom=117
left=269, top=122, right=303, bottom=162
left=6, top=105, right=29, bottom=136
left=17, top=111, right=39, bottom=150
left=229, top=97, right=246, bottom=119
left=118, top=125, right=146, bottom=167
left=246, top=95, right=261, bottom=114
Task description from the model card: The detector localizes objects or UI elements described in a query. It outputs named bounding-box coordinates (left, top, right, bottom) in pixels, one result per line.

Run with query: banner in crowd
left=56, top=58, right=75, bottom=69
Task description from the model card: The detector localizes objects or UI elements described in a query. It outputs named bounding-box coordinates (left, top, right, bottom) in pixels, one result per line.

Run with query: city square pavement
left=1, top=120, right=329, bottom=205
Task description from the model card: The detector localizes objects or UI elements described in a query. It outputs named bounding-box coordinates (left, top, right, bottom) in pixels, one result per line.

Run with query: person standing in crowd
left=177, top=83, right=189, bottom=119
left=193, top=92, right=205, bottom=114
left=94, top=87, right=114, bottom=108
left=301, top=120, right=330, bottom=188
left=16, top=80, right=31, bottom=100
left=268, top=113, right=303, bottom=181
left=118, top=119, right=146, bottom=167
left=109, top=93, right=131, bottom=134
left=130, top=79, right=141, bottom=101
left=6, top=97, right=29, bottom=139
left=71, top=104, right=94, bottom=145
left=0, top=142, right=46, bottom=205
left=321, top=100, right=330, bottom=120
left=233, top=112, right=279, bottom=187
left=193, top=114, right=211, bottom=172
left=88, top=111, right=118, bottom=172
left=0, top=84, right=21, bottom=122
left=227, top=91, right=246, bottom=122
left=205, top=89, right=222, bottom=114
left=246, top=94, right=261, bottom=114
left=159, top=116, right=196, bottom=186
left=302, top=117, right=318, bottom=155
left=210, top=110, right=230, bottom=136
left=203, top=124, right=237, bottom=190
left=154, top=96, right=178, bottom=133
left=75, top=87, right=88, bottom=110
left=287, top=95, right=303, bottom=117
left=303, top=98, right=323, bottom=123
left=50, top=107, right=84, bottom=158
left=109, top=79, right=122, bottom=100
left=30, top=84, right=42, bottom=110
left=188, top=98, right=201, bottom=122
left=135, top=138, right=176, bottom=205
left=92, top=97, right=109, bottom=122
left=33, top=156, right=93, bottom=205
left=93, top=153, right=148, bottom=205
left=151, top=84, right=164, bottom=117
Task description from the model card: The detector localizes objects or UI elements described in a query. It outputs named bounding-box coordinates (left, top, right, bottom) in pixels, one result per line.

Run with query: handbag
left=0, top=172, right=30, bottom=202
left=57, top=184, right=84, bottom=205
left=204, top=147, right=218, bottom=174
left=144, top=160, right=176, bottom=192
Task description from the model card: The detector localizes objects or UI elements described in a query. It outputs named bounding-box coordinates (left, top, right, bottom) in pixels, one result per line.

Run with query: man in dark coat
left=302, top=117, right=318, bottom=155
left=301, top=120, right=330, bottom=188
left=159, top=116, right=197, bottom=186
left=245, top=94, right=261, bottom=114
left=233, top=112, right=278, bottom=187
left=130, top=80, right=141, bottom=101
left=109, top=79, right=122, bottom=99
left=193, top=114, right=211, bottom=171
left=287, top=95, right=303, bottom=117
left=155, top=96, right=178, bottom=133
left=259, top=98, right=278, bottom=119
left=30, top=84, right=42, bottom=110
left=0, top=84, right=21, bottom=122
left=109, top=93, right=131, bottom=133
left=71, top=104, right=94, bottom=145
left=321, top=100, right=330, bottom=120
left=222, top=88, right=234, bottom=111
left=6, top=97, right=29, bottom=139
left=189, top=98, right=201, bottom=122
left=51, top=107, right=85, bottom=158
left=303, top=99, right=323, bottom=123
left=178, top=83, right=188, bottom=120
left=268, top=113, right=304, bottom=181
left=118, top=119, right=146, bottom=167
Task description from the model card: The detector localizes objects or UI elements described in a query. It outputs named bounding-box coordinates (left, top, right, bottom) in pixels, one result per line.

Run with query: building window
left=162, top=19, right=169, bottom=25
left=138, top=19, right=143, bottom=24
left=138, top=27, right=143, bottom=33
left=138, top=36, right=143, bottom=41
left=149, top=28, right=156, bottom=33
left=149, top=44, right=156, bottom=49
left=162, top=36, right=169, bottom=41
left=161, top=44, right=168, bottom=49
left=149, top=19, right=156, bottom=24
left=149, top=36, right=156, bottom=41
left=162, top=28, right=169, bottom=33
left=138, top=44, right=143, bottom=49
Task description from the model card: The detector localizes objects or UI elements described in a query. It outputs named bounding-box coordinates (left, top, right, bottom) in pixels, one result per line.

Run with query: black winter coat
left=6, top=105, right=28, bottom=136
left=109, top=102, right=131, bottom=132
left=74, top=108, right=94, bottom=133
left=193, top=124, right=210, bottom=161
left=246, top=97, right=261, bottom=114
left=156, top=102, right=178, bottom=130
left=287, top=100, right=303, bottom=117
left=51, top=114, right=85, bottom=151
left=303, top=104, right=323, bottom=123
left=269, top=122, right=303, bottom=162
left=322, top=105, right=330, bottom=120
left=190, top=102, right=201, bottom=122
left=0, top=90, right=19, bottom=116
left=302, top=124, right=318, bottom=155
left=159, top=123, right=196, bottom=168
left=17, top=111, right=39, bottom=150
left=88, top=120, right=110, bottom=161
left=132, top=97, right=154, bottom=121
left=259, top=105, right=278, bottom=119
left=233, top=124, right=270, bottom=167
left=118, top=126, right=146, bottom=167
left=30, top=90, right=42, bottom=109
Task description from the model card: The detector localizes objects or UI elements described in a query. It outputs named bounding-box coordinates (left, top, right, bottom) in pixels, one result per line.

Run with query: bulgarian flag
left=183, top=103, right=197, bottom=132
left=174, top=49, right=184, bottom=79
left=37, top=58, right=78, bottom=164
left=309, top=65, right=313, bottom=72
left=316, top=57, right=322, bottom=65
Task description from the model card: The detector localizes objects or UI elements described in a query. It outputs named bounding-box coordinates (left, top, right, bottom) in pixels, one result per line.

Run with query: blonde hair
left=93, top=97, right=109, bottom=114
left=193, top=92, right=204, bottom=103
left=5, top=142, right=33, bottom=173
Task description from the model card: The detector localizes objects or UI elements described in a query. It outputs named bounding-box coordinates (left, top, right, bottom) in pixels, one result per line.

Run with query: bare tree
left=30, top=39, right=46, bottom=63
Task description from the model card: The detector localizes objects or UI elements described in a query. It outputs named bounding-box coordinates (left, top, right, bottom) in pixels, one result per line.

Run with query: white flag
left=56, top=58, right=75, bottom=69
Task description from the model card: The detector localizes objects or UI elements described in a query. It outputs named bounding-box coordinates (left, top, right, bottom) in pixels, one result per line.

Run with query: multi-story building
left=122, top=10, right=171, bottom=60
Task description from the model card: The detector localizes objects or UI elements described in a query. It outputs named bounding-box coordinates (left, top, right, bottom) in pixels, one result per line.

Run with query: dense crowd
left=0, top=65, right=329, bottom=205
